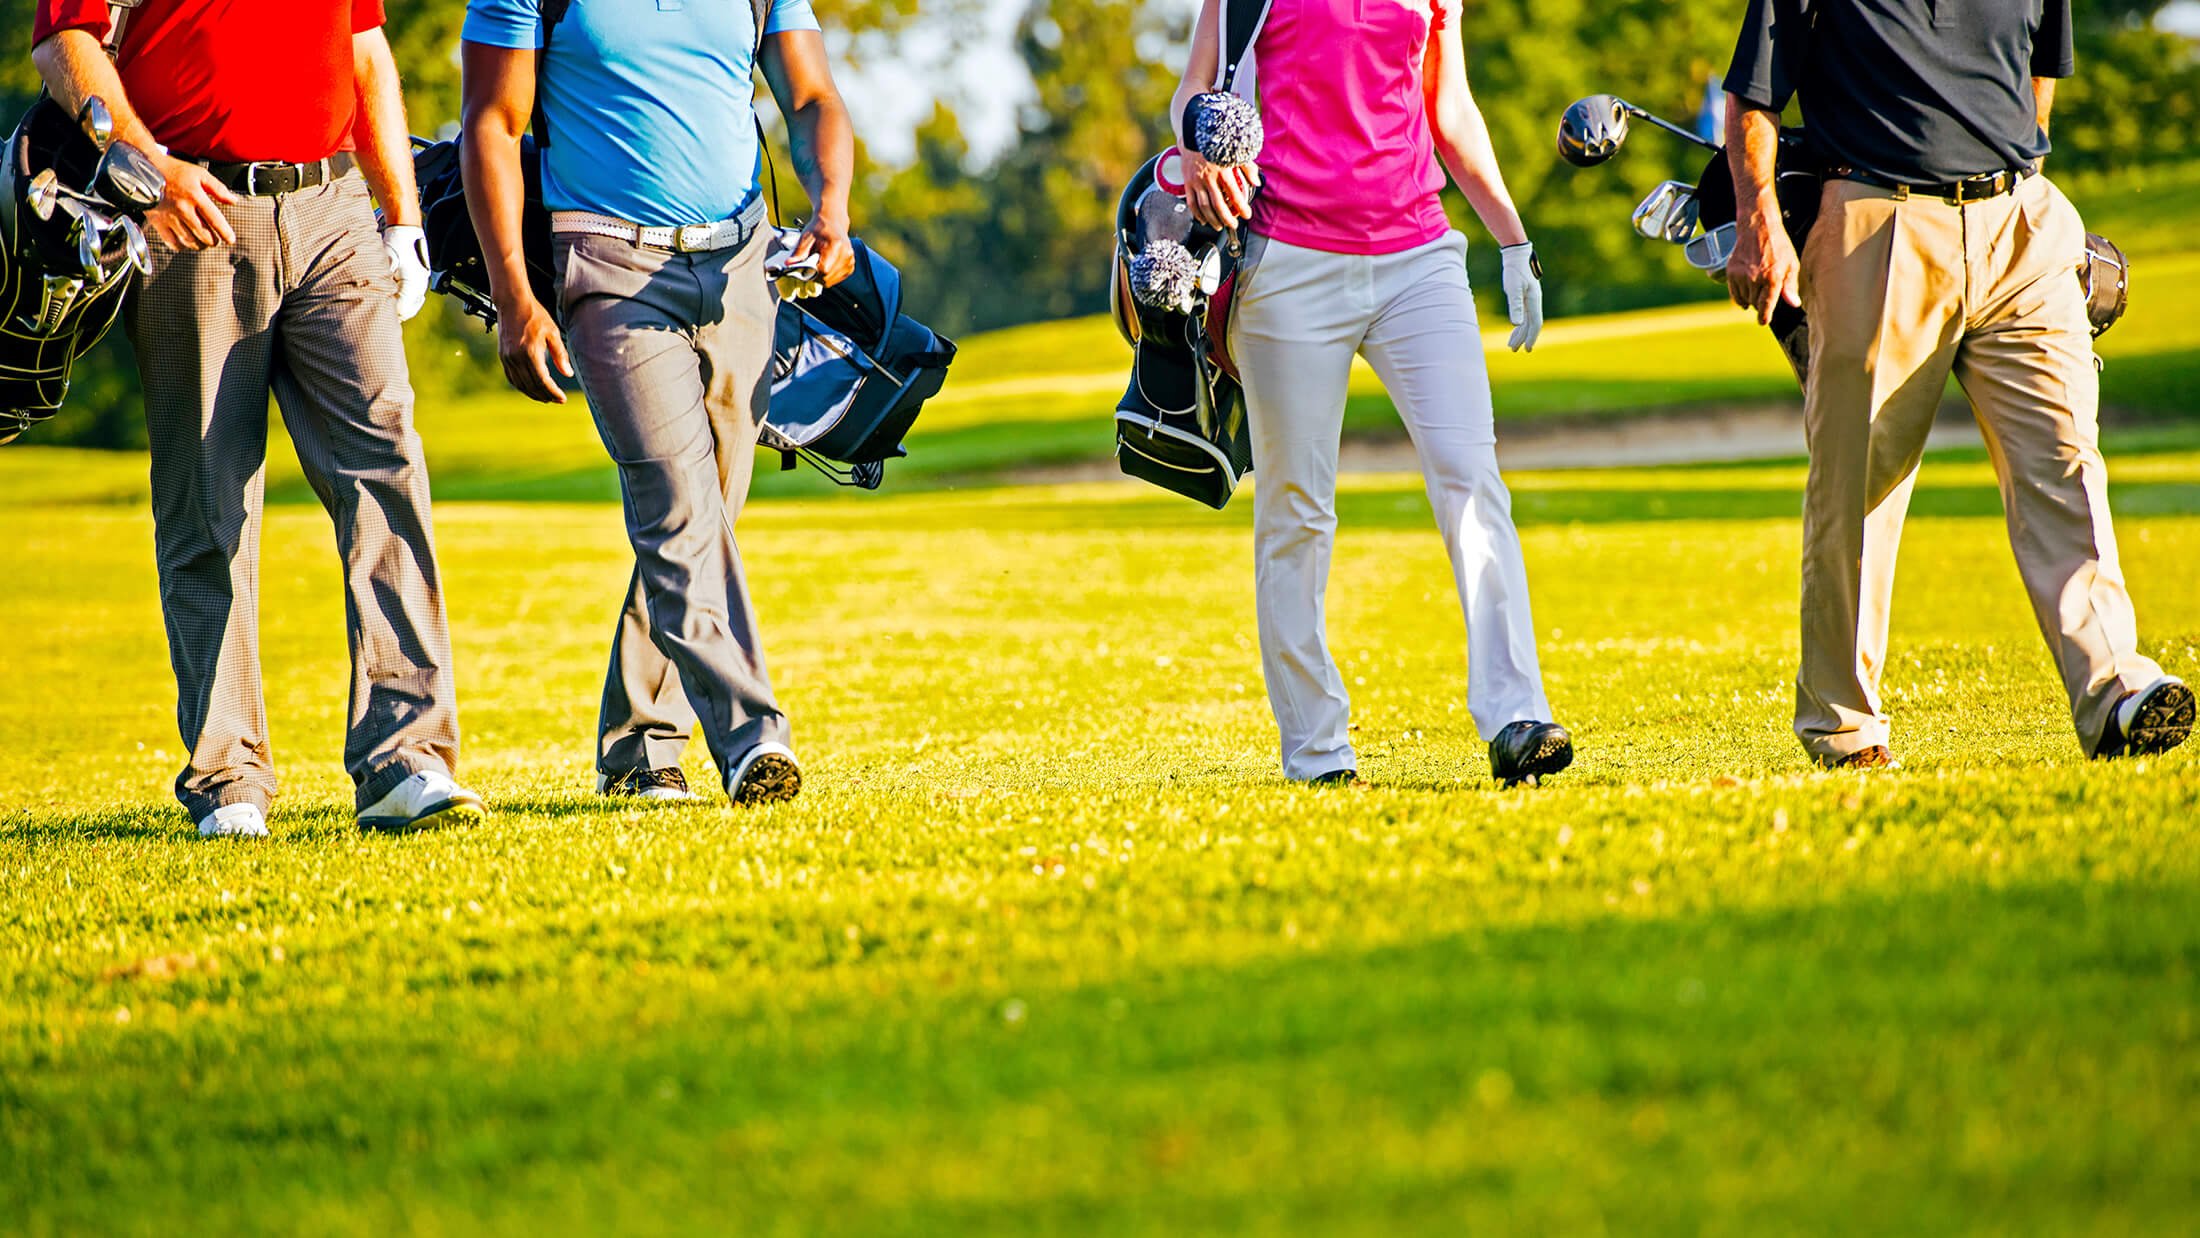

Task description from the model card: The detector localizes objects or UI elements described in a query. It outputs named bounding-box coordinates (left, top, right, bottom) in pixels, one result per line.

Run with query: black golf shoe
left=1490, top=721, right=1573, bottom=788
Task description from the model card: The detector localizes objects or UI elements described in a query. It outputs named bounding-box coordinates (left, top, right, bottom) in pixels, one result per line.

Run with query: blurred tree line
left=5, top=0, right=2197, bottom=448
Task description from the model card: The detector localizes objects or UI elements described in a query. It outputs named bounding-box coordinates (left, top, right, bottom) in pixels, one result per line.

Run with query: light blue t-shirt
left=462, top=0, right=820, bottom=226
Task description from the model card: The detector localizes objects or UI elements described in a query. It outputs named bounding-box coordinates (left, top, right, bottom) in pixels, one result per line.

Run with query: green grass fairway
left=5, top=443, right=2198, bottom=1233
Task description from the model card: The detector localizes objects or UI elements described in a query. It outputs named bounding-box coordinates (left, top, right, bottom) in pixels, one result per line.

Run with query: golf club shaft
left=1622, top=103, right=1722, bottom=153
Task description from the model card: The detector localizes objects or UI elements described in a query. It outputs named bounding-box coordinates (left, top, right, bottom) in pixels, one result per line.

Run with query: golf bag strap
left=1212, top=0, right=1275, bottom=93
left=103, top=0, right=142, bottom=56
left=531, top=0, right=575, bottom=148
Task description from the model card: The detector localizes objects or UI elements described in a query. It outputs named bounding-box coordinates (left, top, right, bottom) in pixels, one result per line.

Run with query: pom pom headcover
left=1129, top=238, right=1202, bottom=314
left=1188, top=91, right=1263, bottom=167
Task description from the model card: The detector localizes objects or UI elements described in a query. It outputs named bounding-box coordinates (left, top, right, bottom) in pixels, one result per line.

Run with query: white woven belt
left=549, top=210, right=760, bottom=254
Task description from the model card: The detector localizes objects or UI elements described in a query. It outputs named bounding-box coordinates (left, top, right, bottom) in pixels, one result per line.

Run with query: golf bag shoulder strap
left=532, top=0, right=573, bottom=147
left=103, top=0, right=142, bottom=56
left=1212, top=0, right=1276, bottom=93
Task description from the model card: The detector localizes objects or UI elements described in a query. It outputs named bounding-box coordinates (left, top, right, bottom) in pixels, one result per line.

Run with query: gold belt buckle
left=673, top=223, right=715, bottom=253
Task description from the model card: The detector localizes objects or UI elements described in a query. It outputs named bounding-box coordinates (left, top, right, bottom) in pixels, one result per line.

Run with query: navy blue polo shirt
left=1726, top=0, right=2074, bottom=184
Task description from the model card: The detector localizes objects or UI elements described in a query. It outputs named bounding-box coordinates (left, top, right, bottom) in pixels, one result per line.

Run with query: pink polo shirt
left=1247, top=0, right=1455, bottom=255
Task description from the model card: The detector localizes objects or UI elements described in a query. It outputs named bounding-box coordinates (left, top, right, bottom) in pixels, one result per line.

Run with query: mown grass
left=4, top=439, right=2197, bottom=1233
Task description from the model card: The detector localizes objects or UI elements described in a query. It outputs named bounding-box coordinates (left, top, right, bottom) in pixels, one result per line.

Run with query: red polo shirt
left=33, top=0, right=386, bottom=163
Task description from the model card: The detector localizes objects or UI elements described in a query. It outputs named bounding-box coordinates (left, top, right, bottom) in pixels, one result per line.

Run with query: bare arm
left=2033, top=76, right=2056, bottom=133
left=350, top=27, right=419, bottom=228
left=32, top=28, right=238, bottom=248
left=1167, top=0, right=1257, bottom=231
left=758, top=28, right=856, bottom=285
left=460, top=40, right=570, bottom=403
left=1723, top=94, right=1797, bottom=325
left=1422, top=20, right=1526, bottom=247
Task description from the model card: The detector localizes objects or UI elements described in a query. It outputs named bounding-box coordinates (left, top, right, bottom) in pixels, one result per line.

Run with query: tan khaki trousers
left=1796, top=174, right=2161, bottom=760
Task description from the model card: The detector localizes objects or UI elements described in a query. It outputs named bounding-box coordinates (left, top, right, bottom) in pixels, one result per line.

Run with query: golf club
left=77, top=96, right=113, bottom=153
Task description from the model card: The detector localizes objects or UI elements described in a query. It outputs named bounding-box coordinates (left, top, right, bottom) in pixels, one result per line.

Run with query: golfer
left=1724, top=0, right=2192, bottom=765
left=33, top=0, right=483, bottom=837
left=1170, top=0, right=1573, bottom=787
left=461, top=0, right=855, bottom=804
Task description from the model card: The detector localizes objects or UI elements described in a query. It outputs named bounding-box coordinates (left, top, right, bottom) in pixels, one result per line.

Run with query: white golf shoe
left=197, top=803, right=269, bottom=838
left=356, top=769, right=486, bottom=832
left=725, top=742, right=801, bottom=806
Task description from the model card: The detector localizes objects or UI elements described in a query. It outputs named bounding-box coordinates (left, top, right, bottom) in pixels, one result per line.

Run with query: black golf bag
left=1111, top=150, right=1252, bottom=510
left=1109, top=0, right=1271, bottom=509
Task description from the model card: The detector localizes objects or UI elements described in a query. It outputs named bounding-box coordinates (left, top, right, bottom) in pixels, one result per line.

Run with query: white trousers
left=1229, top=231, right=1552, bottom=779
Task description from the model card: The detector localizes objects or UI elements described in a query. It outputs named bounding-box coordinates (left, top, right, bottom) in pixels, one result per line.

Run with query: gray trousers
left=127, top=172, right=460, bottom=818
left=552, top=215, right=789, bottom=783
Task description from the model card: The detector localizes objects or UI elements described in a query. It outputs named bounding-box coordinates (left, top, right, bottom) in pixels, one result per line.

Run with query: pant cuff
left=178, top=782, right=273, bottom=821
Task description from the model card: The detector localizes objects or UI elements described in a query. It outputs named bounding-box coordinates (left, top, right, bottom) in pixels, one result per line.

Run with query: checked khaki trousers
left=128, top=172, right=462, bottom=819
left=552, top=211, right=790, bottom=784
left=1795, top=174, right=2163, bottom=760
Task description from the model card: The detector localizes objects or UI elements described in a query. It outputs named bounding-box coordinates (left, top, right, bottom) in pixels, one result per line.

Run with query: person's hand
left=146, top=154, right=239, bottom=250
left=495, top=293, right=572, bottom=404
left=1179, top=147, right=1258, bottom=232
left=1726, top=214, right=1801, bottom=326
left=381, top=224, right=430, bottom=322
left=1499, top=242, right=1544, bottom=353
left=791, top=206, right=856, bottom=287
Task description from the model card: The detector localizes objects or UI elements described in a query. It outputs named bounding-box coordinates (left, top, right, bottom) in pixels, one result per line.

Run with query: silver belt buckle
left=242, top=163, right=260, bottom=195
left=674, top=222, right=715, bottom=253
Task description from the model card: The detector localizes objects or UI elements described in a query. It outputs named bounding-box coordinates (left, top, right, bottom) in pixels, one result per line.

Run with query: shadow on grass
left=7, top=878, right=2195, bottom=1231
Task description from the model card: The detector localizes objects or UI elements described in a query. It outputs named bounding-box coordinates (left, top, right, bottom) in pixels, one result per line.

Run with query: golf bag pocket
left=1114, top=334, right=1252, bottom=511
left=763, top=249, right=956, bottom=489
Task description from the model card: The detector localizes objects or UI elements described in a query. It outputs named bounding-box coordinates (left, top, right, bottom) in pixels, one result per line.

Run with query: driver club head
left=1558, top=94, right=1631, bottom=167
left=1632, top=180, right=1701, bottom=243
left=77, top=96, right=115, bottom=153
left=25, top=168, right=60, bottom=221
left=92, top=142, right=165, bottom=213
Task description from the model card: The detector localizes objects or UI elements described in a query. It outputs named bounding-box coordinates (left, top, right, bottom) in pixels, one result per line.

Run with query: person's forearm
left=786, top=94, right=853, bottom=221
left=2033, top=77, right=2055, bottom=134
left=32, top=30, right=161, bottom=154
left=460, top=79, right=537, bottom=310
left=1726, top=95, right=1782, bottom=237
left=1432, top=96, right=1527, bottom=246
left=351, top=31, right=419, bottom=227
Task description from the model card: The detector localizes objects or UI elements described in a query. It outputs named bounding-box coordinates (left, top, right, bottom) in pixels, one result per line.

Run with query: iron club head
left=1632, top=181, right=1701, bottom=244
left=77, top=96, right=115, bottom=153
left=25, top=168, right=61, bottom=221
left=118, top=216, right=150, bottom=275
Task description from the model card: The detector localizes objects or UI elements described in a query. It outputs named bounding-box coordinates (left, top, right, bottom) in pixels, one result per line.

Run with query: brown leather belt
left=187, top=153, right=358, bottom=196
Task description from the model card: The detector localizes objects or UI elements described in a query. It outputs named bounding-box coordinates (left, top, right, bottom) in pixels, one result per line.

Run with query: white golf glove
left=382, top=224, right=430, bottom=322
left=1499, top=242, right=1544, bottom=353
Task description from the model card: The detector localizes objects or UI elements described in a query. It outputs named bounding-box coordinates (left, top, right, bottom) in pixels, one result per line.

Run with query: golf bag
left=0, top=5, right=163, bottom=444
left=412, top=132, right=554, bottom=327
left=1111, top=150, right=1252, bottom=510
left=1109, top=0, right=1271, bottom=509
left=763, top=237, right=957, bottom=488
